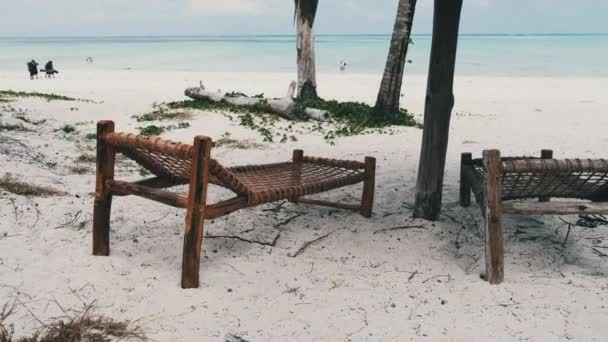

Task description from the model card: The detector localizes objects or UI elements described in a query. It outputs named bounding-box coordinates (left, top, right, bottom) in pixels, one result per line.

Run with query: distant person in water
left=42, top=60, right=59, bottom=78
left=339, top=59, right=348, bottom=72
left=27, top=60, right=39, bottom=79
left=86, top=56, right=93, bottom=64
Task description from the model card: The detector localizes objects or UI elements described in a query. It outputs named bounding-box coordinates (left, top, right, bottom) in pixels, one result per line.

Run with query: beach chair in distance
left=41, top=61, right=59, bottom=78
left=460, top=149, right=608, bottom=284
left=92, top=121, right=376, bottom=288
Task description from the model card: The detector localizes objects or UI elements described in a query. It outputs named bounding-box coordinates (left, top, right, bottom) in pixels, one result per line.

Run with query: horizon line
left=1, top=32, right=608, bottom=39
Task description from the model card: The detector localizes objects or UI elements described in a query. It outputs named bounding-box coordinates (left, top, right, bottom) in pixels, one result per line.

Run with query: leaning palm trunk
left=374, top=0, right=417, bottom=116
left=295, top=0, right=319, bottom=99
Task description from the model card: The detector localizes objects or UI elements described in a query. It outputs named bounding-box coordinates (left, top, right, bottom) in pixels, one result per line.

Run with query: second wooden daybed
left=460, top=149, right=608, bottom=284
left=92, top=121, right=376, bottom=288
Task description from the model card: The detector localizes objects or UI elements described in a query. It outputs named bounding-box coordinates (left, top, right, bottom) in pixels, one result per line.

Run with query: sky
left=1, top=0, right=607, bottom=36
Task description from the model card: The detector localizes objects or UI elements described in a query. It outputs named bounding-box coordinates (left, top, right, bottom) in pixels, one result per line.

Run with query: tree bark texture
left=295, top=0, right=319, bottom=99
left=374, top=0, right=417, bottom=116
left=413, top=0, right=463, bottom=220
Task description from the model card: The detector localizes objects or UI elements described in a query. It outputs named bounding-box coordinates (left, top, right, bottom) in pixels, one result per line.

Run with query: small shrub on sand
left=0, top=123, right=32, bottom=132
left=295, top=98, right=416, bottom=136
left=0, top=174, right=65, bottom=197
left=215, top=132, right=263, bottom=149
left=0, top=299, right=147, bottom=342
left=168, top=98, right=273, bottom=119
left=68, top=165, right=92, bottom=175
left=137, top=122, right=190, bottom=136
left=132, top=103, right=192, bottom=122
left=76, top=154, right=96, bottom=163
left=85, top=133, right=96, bottom=140
left=61, top=125, right=77, bottom=134
left=138, top=125, right=164, bottom=136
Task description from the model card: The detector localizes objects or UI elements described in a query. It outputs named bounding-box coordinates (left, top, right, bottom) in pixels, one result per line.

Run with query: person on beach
left=27, top=60, right=39, bottom=79
left=86, top=56, right=93, bottom=64
left=42, top=60, right=59, bottom=78
left=339, top=59, right=348, bottom=72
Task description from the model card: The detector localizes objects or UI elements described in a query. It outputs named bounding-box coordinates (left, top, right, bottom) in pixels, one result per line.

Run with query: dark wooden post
left=483, top=149, right=504, bottom=284
left=413, top=0, right=463, bottom=220
left=293, top=149, right=304, bottom=163
left=181, top=136, right=212, bottom=289
left=460, top=153, right=472, bottom=207
left=360, top=157, right=376, bottom=218
left=540, top=149, right=553, bottom=159
left=93, top=121, right=116, bottom=256
left=539, top=149, right=553, bottom=202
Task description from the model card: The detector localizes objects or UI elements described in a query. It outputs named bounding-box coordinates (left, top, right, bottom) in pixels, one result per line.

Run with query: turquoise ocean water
left=1, top=34, right=607, bottom=76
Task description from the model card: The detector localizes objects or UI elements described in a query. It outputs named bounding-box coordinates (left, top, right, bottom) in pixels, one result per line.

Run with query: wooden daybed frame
left=92, top=121, right=376, bottom=288
left=460, top=149, right=608, bottom=284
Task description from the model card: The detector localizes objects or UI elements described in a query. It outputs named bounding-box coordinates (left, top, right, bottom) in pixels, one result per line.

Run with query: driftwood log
left=184, top=82, right=331, bottom=122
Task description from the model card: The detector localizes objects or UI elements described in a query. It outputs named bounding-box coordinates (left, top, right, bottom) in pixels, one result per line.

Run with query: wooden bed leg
left=539, top=149, right=553, bottom=202
left=360, top=157, right=376, bottom=218
left=93, top=121, right=116, bottom=256
left=460, top=153, right=472, bottom=207
left=483, top=150, right=504, bottom=284
left=181, top=136, right=212, bottom=289
left=290, top=149, right=304, bottom=203
left=293, top=149, right=304, bottom=162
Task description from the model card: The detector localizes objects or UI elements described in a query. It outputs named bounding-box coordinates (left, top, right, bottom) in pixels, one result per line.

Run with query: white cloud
left=187, top=0, right=288, bottom=16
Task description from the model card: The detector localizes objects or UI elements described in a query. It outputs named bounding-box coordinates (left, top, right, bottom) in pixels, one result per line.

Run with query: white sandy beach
left=2, top=69, right=608, bottom=341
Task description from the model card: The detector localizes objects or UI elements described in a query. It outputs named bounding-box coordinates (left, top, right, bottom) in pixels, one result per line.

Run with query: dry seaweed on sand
left=0, top=174, right=65, bottom=197
left=0, top=298, right=148, bottom=342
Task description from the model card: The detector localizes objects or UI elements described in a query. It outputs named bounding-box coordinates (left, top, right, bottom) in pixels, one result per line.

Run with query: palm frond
left=294, top=0, right=319, bottom=25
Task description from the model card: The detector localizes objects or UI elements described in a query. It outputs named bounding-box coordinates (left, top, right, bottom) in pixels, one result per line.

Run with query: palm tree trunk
left=295, top=0, right=319, bottom=99
left=413, top=0, right=463, bottom=220
left=374, top=0, right=417, bottom=116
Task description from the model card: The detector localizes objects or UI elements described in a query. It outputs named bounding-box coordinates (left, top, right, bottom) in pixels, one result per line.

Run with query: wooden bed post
left=539, top=149, right=553, bottom=202
left=181, top=136, right=212, bottom=289
left=292, top=149, right=304, bottom=163
left=460, top=153, right=472, bottom=207
left=360, top=157, right=376, bottom=218
left=290, top=149, right=304, bottom=203
left=483, top=150, right=504, bottom=284
left=93, top=121, right=116, bottom=256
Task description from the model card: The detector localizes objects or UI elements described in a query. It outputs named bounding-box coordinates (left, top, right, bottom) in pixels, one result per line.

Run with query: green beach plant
left=167, top=96, right=416, bottom=143
left=131, top=102, right=192, bottom=122
left=137, top=122, right=191, bottom=136
left=61, top=124, right=77, bottom=134
left=0, top=90, right=77, bottom=102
